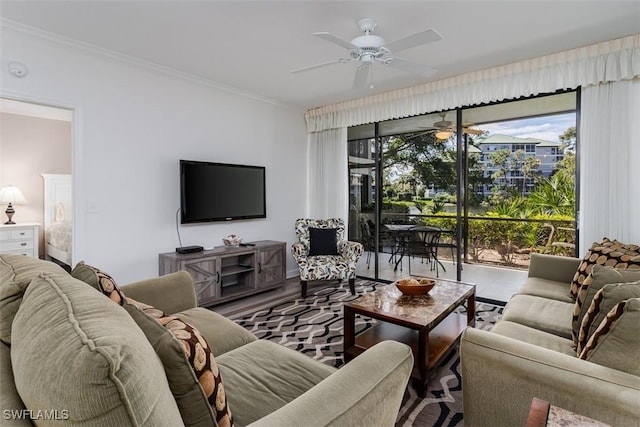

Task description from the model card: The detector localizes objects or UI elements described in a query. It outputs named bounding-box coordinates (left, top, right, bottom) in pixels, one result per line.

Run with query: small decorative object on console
left=223, top=234, right=242, bottom=247
left=395, top=277, right=436, bottom=295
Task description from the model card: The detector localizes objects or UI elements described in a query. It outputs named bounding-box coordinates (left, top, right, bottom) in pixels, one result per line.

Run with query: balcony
left=355, top=214, right=576, bottom=302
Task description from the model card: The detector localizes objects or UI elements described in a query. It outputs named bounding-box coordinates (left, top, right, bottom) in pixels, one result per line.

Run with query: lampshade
left=435, top=130, right=453, bottom=140
left=0, top=185, right=27, bottom=205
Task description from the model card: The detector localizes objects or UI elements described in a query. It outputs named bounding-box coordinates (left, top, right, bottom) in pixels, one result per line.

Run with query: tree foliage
left=559, top=126, right=576, bottom=145
left=382, top=133, right=456, bottom=196
left=364, top=124, right=578, bottom=267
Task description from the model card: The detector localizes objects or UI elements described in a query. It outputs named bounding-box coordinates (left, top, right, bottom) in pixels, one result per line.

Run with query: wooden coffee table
left=525, top=398, right=611, bottom=427
left=343, top=278, right=475, bottom=397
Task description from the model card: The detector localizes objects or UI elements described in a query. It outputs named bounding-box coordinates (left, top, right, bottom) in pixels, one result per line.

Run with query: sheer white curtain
left=307, top=127, right=348, bottom=222
left=579, top=78, right=640, bottom=253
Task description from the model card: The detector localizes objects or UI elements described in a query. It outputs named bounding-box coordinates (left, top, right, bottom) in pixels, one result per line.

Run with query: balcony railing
left=353, top=212, right=576, bottom=270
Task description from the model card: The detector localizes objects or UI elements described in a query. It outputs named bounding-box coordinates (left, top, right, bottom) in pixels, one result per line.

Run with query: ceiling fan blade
left=384, top=29, right=442, bottom=54
left=313, top=32, right=358, bottom=50
left=353, top=64, right=371, bottom=89
left=403, top=130, right=434, bottom=141
left=291, top=58, right=348, bottom=74
left=386, top=57, right=437, bottom=78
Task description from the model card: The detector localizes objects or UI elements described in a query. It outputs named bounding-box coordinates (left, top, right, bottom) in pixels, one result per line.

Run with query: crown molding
left=1, top=19, right=296, bottom=109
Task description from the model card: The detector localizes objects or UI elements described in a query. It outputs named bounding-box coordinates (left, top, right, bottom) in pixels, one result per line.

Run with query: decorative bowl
left=223, top=234, right=243, bottom=247
left=395, top=277, right=436, bottom=296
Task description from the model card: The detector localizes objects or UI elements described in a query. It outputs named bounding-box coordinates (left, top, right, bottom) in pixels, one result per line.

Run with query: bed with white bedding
left=42, top=174, right=72, bottom=266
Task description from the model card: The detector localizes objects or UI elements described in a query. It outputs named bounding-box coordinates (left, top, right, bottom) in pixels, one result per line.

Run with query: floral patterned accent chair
left=291, top=218, right=364, bottom=297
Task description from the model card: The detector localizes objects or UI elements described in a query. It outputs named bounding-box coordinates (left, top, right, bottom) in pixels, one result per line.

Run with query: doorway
left=0, top=98, right=74, bottom=268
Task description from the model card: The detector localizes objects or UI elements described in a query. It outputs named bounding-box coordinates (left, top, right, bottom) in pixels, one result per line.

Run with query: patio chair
left=291, top=218, right=364, bottom=297
left=433, top=230, right=460, bottom=269
left=359, top=218, right=375, bottom=268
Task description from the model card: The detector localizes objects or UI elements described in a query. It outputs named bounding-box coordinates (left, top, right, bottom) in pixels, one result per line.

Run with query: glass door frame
left=351, top=89, right=579, bottom=282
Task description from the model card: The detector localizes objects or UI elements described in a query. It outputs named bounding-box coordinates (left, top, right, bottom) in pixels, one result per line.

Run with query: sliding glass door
left=348, top=124, right=378, bottom=275
left=349, top=91, right=578, bottom=283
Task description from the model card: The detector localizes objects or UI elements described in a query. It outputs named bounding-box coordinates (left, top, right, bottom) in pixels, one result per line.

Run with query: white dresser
left=0, top=223, right=40, bottom=258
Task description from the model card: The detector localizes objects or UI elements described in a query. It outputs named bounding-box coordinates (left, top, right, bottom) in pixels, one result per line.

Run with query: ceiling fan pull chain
left=370, top=63, right=375, bottom=89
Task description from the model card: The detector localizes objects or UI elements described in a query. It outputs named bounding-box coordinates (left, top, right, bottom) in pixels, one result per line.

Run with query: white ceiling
left=1, top=1, right=638, bottom=110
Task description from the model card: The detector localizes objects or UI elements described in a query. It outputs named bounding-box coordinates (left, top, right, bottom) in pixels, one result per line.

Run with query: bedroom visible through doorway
left=0, top=98, right=74, bottom=269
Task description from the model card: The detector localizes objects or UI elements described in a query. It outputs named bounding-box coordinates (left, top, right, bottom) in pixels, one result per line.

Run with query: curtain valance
left=305, top=34, right=640, bottom=132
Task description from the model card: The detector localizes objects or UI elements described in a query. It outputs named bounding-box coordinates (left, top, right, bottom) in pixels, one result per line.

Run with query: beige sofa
left=1, top=254, right=413, bottom=426
left=461, top=253, right=640, bottom=426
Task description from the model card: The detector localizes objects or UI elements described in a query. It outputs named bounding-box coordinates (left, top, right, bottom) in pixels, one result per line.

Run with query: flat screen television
left=180, top=160, right=266, bottom=223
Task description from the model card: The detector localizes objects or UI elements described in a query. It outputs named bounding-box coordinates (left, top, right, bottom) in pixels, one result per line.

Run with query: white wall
left=0, top=25, right=308, bottom=283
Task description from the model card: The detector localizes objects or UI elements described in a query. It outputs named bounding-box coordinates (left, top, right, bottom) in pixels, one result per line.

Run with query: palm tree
left=528, top=173, right=575, bottom=216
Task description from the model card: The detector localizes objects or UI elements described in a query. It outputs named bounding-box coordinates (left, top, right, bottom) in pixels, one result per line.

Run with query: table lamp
left=0, top=185, right=27, bottom=224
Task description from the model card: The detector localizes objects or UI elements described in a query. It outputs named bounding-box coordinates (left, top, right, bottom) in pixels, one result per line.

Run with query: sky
left=478, top=112, right=576, bottom=143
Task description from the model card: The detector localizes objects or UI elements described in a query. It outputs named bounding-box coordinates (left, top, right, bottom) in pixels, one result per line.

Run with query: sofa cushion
left=577, top=281, right=640, bottom=354
left=0, top=254, right=67, bottom=344
left=1, top=342, right=30, bottom=426
left=491, top=320, right=576, bottom=356
left=11, top=273, right=184, bottom=426
left=578, top=298, right=640, bottom=376
left=298, top=255, right=353, bottom=281
left=569, top=238, right=640, bottom=301
left=248, top=341, right=413, bottom=427
left=571, top=265, right=640, bottom=347
left=216, top=339, right=336, bottom=427
left=122, top=271, right=198, bottom=315
left=502, top=294, right=573, bottom=339
left=175, top=307, right=257, bottom=356
left=517, top=277, right=574, bottom=303
left=84, top=263, right=233, bottom=427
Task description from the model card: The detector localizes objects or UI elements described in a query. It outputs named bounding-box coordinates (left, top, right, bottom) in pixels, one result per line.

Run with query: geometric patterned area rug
left=233, top=279, right=503, bottom=427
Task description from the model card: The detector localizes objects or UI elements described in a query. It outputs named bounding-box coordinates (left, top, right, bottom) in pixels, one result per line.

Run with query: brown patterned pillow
left=577, top=281, right=640, bottom=354
left=569, top=238, right=640, bottom=301
left=578, top=298, right=640, bottom=376
left=81, top=263, right=233, bottom=427
left=71, top=261, right=123, bottom=303
left=126, top=300, right=232, bottom=427
left=571, top=265, right=640, bottom=347
left=606, top=238, right=640, bottom=252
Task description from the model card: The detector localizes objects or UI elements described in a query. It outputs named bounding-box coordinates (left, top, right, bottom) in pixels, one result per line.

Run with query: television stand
left=159, top=240, right=286, bottom=307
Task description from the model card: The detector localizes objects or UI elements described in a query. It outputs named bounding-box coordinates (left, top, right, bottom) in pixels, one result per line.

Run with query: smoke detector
left=8, top=62, right=28, bottom=78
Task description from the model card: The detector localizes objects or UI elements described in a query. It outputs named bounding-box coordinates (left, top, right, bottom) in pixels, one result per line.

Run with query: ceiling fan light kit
left=291, top=18, right=442, bottom=89
left=436, top=130, right=453, bottom=139
left=351, top=35, right=385, bottom=49
left=435, top=130, right=453, bottom=140
left=420, top=112, right=483, bottom=138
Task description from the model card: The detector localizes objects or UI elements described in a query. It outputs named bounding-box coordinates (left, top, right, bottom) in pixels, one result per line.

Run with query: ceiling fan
left=291, top=18, right=442, bottom=89
left=422, top=113, right=483, bottom=140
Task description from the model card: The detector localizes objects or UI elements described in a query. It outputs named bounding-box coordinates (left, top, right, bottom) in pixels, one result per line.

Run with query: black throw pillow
left=308, top=227, right=339, bottom=256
